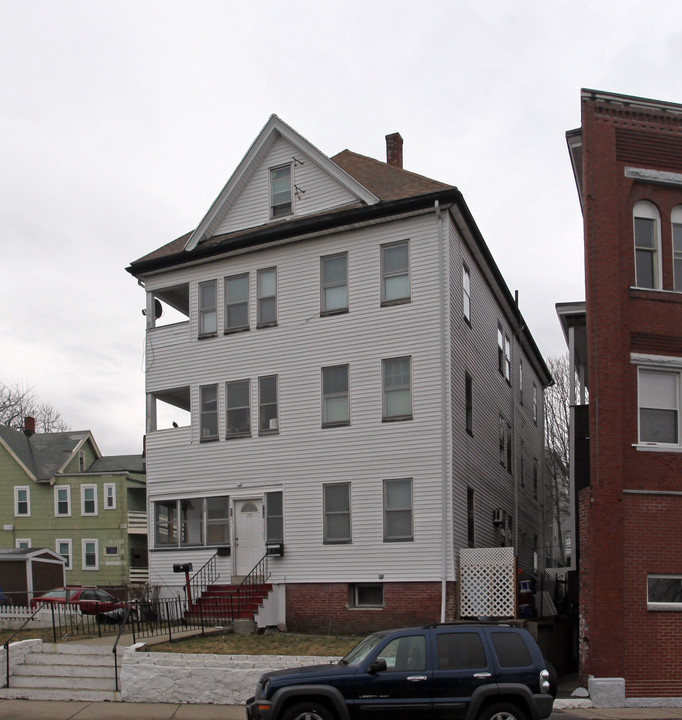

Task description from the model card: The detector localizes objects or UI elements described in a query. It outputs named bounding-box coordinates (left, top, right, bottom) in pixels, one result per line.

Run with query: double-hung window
left=225, top=273, right=249, bottom=332
left=82, top=539, right=99, bottom=570
left=321, top=252, right=348, bottom=314
left=200, top=385, right=218, bottom=441
left=257, top=268, right=277, bottom=327
left=497, top=324, right=511, bottom=381
left=463, top=263, right=471, bottom=322
left=270, top=165, right=292, bottom=218
left=465, top=371, right=473, bottom=435
left=672, top=207, right=682, bottom=291
left=381, top=240, right=410, bottom=304
left=499, top=415, right=512, bottom=472
left=382, top=356, right=412, bottom=421
left=54, top=486, right=71, bottom=516
left=322, top=365, right=350, bottom=427
left=56, top=539, right=72, bottom=570
left=383, top=478, right=413, bottom=541
left=323, top=483, right=351, bottom=543
left=14, top=486, right=30, bottom=517
left=259, top=375, right=279, bottom=434
left=226, top=379, right=251, bottom=438
left=633, top=201, right=661, bottom=289
left=81, top=485, right=97, bottom=516
left=265, top=491, right=284, bottom=544
left=104, top=483, right=116, bottom=510
left=638, top=368, right=679, bottom=445
left=198, top=280, right=217, bottom=337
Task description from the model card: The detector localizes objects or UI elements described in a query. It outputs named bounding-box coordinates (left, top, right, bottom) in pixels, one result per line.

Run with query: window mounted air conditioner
left=492, top=508, right=505, bottom=526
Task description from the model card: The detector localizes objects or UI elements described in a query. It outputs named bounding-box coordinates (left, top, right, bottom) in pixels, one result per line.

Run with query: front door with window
left=235, top=499, right=265, bottom=576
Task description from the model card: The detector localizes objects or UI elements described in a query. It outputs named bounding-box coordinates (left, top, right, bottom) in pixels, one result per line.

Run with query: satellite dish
left=154, top=299, right=163, bottom=319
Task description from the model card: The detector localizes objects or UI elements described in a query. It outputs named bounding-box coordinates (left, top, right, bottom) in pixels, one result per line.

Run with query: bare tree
left=544, top=355, right=572, bottom=566
left=0, top=381, right=69, bottom=433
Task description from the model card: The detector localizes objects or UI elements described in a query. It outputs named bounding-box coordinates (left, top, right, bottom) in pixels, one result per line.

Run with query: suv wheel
left=478, top=702, right=527, bottom=720
left=281, top=701, right=335, bottom=720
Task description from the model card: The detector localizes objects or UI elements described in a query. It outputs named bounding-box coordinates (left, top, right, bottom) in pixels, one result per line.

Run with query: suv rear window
left=437, top=632, right=487, bottom=670
left=490, top=631, right=532, bottom=667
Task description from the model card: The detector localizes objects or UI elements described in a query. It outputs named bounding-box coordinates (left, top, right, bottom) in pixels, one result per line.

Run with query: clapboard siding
left=213, top=136, right=358, bottom=236
left=146, top=212, right=449, bottom=583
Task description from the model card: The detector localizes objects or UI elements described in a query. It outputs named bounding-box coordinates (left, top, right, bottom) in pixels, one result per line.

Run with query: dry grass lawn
left=147, top=630, right=362, bottom=656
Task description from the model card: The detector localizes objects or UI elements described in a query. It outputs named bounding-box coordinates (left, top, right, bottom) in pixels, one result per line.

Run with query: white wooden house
left=127, top=117, right=551, bottom=632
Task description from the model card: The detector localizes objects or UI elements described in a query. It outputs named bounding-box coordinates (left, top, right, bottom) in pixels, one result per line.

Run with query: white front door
left=235, top=499, right=265, bottom=576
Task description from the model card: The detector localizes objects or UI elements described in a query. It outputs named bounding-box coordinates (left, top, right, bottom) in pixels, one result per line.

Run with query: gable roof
left=185, top=115, right=380, bottom=251
left=0, top=425, right=98, bottom=483
left=128, top=140, right=455, bottom=276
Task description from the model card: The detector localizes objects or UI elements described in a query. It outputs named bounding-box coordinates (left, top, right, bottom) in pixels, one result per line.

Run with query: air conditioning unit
left=269, top=418, right=279, bottom=430
left=492, top=508, right=505, bottom=526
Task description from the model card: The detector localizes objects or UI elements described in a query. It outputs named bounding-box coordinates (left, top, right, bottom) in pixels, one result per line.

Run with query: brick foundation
left=285, top=581, right=456, bottom=634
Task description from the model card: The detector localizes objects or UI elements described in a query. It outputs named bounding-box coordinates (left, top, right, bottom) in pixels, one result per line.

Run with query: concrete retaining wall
left=120, top=648, right=339, bottom=704
left=0, top=639, right=42, bottom=688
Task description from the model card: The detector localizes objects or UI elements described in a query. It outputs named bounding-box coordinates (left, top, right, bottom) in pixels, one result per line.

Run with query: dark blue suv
left=246, top=623, right=554, bottom=720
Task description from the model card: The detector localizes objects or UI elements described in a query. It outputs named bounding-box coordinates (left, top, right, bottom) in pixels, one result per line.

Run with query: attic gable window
left=270, top=164, right=292, bottom=218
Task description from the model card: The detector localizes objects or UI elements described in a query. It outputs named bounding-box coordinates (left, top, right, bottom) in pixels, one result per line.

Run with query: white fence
left=0, top=606, right=54, bottom=630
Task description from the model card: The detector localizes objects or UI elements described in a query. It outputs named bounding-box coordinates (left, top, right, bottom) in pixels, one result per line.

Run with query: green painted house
left=0, top=417, right=147, bottom=592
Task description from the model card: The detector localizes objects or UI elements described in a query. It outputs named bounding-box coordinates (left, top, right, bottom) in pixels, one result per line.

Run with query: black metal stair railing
left=189, top=552, right=219, bottom=604
left=236, top=553, right=271, bottom=620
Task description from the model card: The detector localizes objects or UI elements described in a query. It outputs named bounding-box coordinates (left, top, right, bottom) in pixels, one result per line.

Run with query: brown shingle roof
left=128, top=150, right=453, bottom=271
left=331, top=149, right=452, bottom=201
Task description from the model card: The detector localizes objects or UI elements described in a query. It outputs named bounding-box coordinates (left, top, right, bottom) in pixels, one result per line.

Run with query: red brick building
left=559, top=90, right=682, bottom=698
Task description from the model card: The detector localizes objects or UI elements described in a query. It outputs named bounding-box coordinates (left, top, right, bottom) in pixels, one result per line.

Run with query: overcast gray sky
left=2, top=0, right=681, bottom=455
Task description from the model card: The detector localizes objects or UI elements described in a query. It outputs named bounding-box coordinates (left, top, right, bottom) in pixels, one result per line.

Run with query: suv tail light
left=539, top=668, right=550, bottom=694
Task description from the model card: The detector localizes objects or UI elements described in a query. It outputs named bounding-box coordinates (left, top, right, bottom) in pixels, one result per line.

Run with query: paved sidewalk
left=0, top=699, right=245, bottom=720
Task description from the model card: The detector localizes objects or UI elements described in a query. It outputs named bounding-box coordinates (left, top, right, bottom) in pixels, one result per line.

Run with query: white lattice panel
left=459, top=547, right=516, bottom=618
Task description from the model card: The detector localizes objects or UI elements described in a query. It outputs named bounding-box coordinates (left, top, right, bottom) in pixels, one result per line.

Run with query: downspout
left=435, top=200, right=449, bottom=622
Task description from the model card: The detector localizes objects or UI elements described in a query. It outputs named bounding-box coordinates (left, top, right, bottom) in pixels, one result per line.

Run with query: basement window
left=349, top=583, right=383, bottom=608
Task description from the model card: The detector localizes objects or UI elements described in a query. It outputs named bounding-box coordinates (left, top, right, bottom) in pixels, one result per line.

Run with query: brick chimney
left=386, top=132, right=403, bottom=169
left=24, top=416, right=36, bottom=437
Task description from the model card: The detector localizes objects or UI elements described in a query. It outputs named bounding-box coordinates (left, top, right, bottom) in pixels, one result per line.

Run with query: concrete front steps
left=0, top=642, right=120, bottom=701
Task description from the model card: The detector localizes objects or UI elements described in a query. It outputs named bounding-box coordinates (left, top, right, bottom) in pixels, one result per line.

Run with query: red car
left=30, top=586, right=128, bottom=615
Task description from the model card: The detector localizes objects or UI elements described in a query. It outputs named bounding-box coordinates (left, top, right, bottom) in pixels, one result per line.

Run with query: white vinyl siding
left=213, top=137, right=358, bottom=236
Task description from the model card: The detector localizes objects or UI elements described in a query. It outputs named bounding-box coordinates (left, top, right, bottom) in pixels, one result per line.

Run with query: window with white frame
left=270, top=164, right=292, bottom=218
left=673, top=207, right=682, bottom=291
left=381, top=240, right=410, bottom=304
left=226, top=379, right=251, bottom=438
left=323, top=482, right=351, bottom=543
left=383, top=478, right=413, bottom=541
left=259, top=375, right=279, bottom=434
left=519, top=359, right=524, bottom=404
left=499, top=415, right=512, bottom=472
left=81, top=485, right=97, bottom=516
left=15, top=538, right=31, bottom=549
left=463, top=262, right=471, bottom=322
left=633, top=201, right=661, bottom=289
left=54, top=486, right=71, bottom=516
left=225, top=273, right=249, bottom=333
left=533, top=383, right=538, bottom=424
left=56, top=539, right=72, bottom=570
left=647, top=574, right=682, bottom=609
left=638, top=368, right=679, bottom=445
left=198, top=280, right=217, bottom=337
left=265, top=491, right=284, bottom=544
left=382, top=356, right=412, bottom=421
left=497, top=324, right=511, bottom=382
left=105, top=545, right=119, bottom=557
left=465, top=371, right=473, bottom=435
left=154, top=496, right=229, bottom=548
left=321, top=252, right=348, bottom=314
left=200, top=384, right=219, bottom=441
left=14, top=486, right=30, bottom=517
left=82, top=539, right=99, bottom=570
left=79, top=450, right=86, bottom=472
left=322, top=365, right=350, bottom=427
left=104, top=483, right=116, bottom=510
left=257, top=267, right=277, bottom=327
